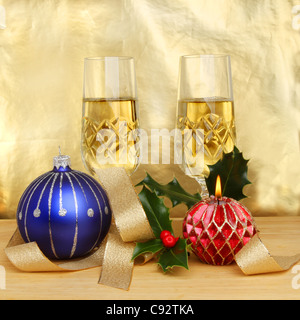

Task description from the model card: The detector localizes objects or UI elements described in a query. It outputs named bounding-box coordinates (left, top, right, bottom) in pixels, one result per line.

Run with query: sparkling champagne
left=177, top=98, right=236, bottom=178
left=81, top=98, right=140, bottom=175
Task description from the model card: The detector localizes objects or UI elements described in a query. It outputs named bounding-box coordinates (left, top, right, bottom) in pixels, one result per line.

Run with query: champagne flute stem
left=195, top=176, right=209, bottom=200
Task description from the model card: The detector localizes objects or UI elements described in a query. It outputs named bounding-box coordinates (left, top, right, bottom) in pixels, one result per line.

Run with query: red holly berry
left=160, top=230, right=172, bottom=241
left=162, top=234, right=179, bottom=248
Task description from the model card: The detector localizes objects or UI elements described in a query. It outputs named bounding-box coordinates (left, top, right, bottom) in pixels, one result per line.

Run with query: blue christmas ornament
left=16, top=151, right=112, bottom=260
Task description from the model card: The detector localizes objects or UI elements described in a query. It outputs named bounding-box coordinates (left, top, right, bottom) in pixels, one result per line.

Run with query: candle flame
left=215, top=175, right=222, bottom=199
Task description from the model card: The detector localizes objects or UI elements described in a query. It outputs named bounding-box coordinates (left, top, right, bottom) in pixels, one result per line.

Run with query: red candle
left=183, top=175, right=257, bottom=265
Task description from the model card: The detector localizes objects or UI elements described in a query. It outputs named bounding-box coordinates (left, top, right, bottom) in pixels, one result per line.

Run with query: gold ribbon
left=5, top=227, right=106, bottom=272
left=235, top=233, right=300, bottom=275
left=5, top=167, right=154, bottom=291
left=5, top=167, right=300, bottom=288
left=95, top=168, right=154, bottom=289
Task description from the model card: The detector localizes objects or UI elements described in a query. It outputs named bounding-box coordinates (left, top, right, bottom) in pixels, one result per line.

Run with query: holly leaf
left=134, top=187, right=189, bottom=272
left=138, top=186, right=173, bottom=238
left=158, top=238, right=189, bottom=272
left=205, top=146, right=251, bottom=200
left=131, top=239, right=164, bottom=261
left=137, top=173, right=201, bottom=209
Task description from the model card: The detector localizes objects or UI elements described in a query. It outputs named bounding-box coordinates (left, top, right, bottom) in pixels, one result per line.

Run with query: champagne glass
left=81, top=57, right=140, bottom=176
left=176, top=55, right=236, bottom=198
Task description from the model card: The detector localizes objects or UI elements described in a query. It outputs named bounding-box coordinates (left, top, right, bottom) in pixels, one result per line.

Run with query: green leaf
left=138, top=186, right=173, bottom=238
left=137, top=173, right=201, bottom=209
left=205, top=146, right=251, bottom=201
left=158, top=239, right=189, bottom=272
left=132, top=239, right=164, bottom=261
left=136, top=187, right=189, bottom=272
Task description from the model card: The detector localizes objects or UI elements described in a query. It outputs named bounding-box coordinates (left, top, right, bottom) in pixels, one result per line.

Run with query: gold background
left=1, top=0, right=300, bottom=218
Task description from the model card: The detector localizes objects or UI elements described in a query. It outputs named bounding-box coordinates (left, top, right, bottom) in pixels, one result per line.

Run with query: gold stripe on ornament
left=48, top=173, right=60, bottom=259
left=25, top=173, right=54, bottom=242
left=65, top=172, right=79, bottom=258
left=71, top=172, right=104, bottom=250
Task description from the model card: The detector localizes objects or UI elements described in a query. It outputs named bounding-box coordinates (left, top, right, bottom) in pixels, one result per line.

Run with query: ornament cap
left=53, top=147, right=71, bottom=171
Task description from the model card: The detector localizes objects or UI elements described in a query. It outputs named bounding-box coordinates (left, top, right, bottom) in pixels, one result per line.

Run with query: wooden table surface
left=1, top=217, right=300, bottom=300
